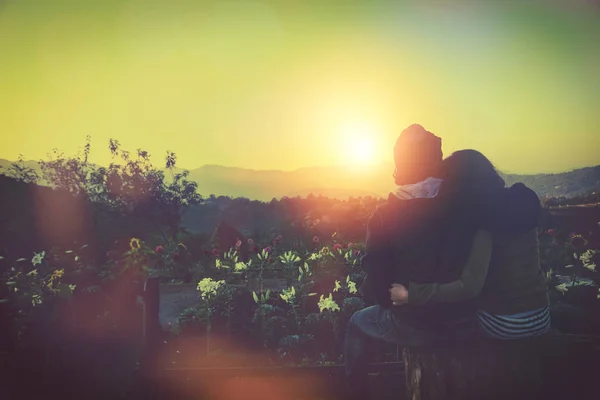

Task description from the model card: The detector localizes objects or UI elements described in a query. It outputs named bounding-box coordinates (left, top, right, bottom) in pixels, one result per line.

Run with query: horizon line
left=0, top=157, right=597, bottom=176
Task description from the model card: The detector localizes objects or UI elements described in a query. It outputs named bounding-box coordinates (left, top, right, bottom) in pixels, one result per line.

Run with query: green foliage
left=4, top=154, right=39, bottom=184
left=0, top=238, right=150, bottom=398
left=539, top=229, right=599, bottom=315
left=1, top=250, right=74, bottom=342
left=0, top=237, right=153, bottom=393
left=171, top=237, right=365, bottom=364
left=36, top=137, right=202, bottom=245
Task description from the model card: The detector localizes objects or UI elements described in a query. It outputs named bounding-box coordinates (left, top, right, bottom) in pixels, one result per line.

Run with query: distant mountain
left=1, top=158, right=599, bottom=201
left=186, top=164, right=391, bottom=201
left=499, top=166, right=600, bottom=199
left=186, top=163, right=600, bottom=201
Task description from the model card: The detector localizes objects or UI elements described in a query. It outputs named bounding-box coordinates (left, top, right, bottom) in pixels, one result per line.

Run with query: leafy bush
left=164, top=235, right=365, bottom=365
left=539, top=228, right=600, bottom=333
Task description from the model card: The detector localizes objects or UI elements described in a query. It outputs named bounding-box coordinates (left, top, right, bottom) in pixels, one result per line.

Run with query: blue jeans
left=344, top=305, right=478, bottom=398
left=344, top=306, right=435, bottom=379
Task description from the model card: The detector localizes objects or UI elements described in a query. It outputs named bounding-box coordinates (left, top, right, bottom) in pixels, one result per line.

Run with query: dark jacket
left=360, top=191, right=479, bottom=329
left=479, top=183, right=548, bottom=314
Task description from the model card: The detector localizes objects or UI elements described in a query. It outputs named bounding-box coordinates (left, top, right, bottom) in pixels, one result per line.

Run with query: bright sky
left=1, top=0, right=599, bottom=173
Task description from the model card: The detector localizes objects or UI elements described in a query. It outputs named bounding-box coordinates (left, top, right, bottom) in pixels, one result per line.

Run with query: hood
left=486, top=183, right=541, bottom=232
left=392, top=177, right=443, bottom=200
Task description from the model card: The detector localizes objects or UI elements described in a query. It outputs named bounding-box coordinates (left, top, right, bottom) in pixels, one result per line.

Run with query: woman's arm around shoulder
left=407, top=229, right=493, bottom=305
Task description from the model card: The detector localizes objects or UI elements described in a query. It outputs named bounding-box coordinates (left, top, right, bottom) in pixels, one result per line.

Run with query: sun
left=338, top=120, right=380, bottom=166
left=347, top=136, right=375, bottom=165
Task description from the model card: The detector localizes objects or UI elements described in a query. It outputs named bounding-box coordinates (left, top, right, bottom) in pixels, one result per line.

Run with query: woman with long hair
left=391, top=149, right=550, bottom=340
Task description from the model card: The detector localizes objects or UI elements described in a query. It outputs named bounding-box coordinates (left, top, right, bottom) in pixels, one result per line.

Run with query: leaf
left=554, top=275, right=597, bottom=287
left=555, top=283, right=568, bottom=293
left=266, top=289, right=271, bottom=300
left=252, top=291, right=259, bottom=303
left=584, top=263, right=596, bottom=272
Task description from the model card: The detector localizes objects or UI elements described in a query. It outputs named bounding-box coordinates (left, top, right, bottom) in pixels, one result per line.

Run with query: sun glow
left=347, top=136, right=375, bottom=165
left=340, top=120, right=379, bottom=166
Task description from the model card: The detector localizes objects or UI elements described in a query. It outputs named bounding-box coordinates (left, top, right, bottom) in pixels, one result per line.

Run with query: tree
left=4, top=154, right=39, bottom=184
left=104, top=140, right=202, bottom=241
left=38, top=136, right=202, bottom=243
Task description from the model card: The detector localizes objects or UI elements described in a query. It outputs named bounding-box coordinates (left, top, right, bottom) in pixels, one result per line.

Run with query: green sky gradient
left=1, top=0, right=599, bottom=173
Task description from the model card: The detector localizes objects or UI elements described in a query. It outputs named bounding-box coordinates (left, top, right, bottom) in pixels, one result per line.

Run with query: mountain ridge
left=1, top=158, right=599, bottom=201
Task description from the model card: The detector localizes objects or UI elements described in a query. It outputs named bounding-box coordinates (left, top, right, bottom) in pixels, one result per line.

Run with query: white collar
left=392, top=177, right=443, bottom=200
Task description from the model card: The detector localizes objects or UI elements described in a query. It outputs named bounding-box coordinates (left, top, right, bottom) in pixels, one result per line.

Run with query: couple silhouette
left=344, top=124, right=550, bottom=398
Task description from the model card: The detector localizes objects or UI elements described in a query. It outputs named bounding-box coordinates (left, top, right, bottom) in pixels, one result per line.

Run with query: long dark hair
left=438, top=149, right=540, bottom=232
left=437, top=150, right=506, bottom=229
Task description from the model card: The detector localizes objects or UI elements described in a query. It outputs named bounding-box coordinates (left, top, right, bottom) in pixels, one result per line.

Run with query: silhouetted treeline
left=1, top=137, right=598, bottom=263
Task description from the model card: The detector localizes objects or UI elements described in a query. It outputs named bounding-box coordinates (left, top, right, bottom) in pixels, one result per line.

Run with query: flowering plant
left=541, top=229, right=599, bottom=304
left=1, top=249, right=77, bottom=343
